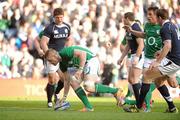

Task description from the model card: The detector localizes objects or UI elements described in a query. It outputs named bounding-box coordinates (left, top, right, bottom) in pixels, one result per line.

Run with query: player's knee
left=167, top=78, right=178, bottom=88
left=83, top=80, right=95, bottom=92
left=48, top=73, right=57, bottom=84
left=143, top=72, right=153, bottom=84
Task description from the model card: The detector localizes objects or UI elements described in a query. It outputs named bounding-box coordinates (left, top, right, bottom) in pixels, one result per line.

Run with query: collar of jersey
left=162, top=20, right=170, bottom=26
left=130, top=21, right=136, bottom=26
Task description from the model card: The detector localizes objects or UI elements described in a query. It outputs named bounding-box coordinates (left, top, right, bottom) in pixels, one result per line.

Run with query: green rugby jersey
left=144, top=22, right=162, bottom=59
left=59, top=46, right=95, bottom=72
left=38, top=31, right=44, bottom=39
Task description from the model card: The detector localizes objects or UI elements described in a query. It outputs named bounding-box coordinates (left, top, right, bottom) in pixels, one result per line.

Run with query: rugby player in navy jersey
left=118, top=12, right=144, bottom=107
left=40, top=8, right=73, bottom=108
left=128, top=9, right=179, bottom=113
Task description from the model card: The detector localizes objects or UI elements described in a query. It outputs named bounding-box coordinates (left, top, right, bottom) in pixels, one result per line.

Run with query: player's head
left=123, top=12, right=135, bottom=25
left=45, top=49, right=62, bottom=65
left=53, top=8, right=64, bottom=25
left=147, top=6, right=159, bottom=24
left=156, top=9, right=169, bottom=25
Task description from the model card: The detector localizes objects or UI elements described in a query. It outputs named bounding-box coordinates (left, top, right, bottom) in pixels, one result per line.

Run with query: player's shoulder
left=144, top=22, right=150, bottom=27
left=132, top=22, right=142, bottom=31
left=62, top=22, right=71, bottom=29
left=44, top=22, right=55, bottom=30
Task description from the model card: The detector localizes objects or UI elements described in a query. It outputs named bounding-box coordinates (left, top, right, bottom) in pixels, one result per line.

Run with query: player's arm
left=40, top=25, right=52, bottom=53
left=124, top=25, right=145, bottom=38
left=57, top=69, right=70, bottom=103
left=74, top=49, right=86, bottom=69
left=41, top=36, right=50, bottom=53
left=156, top=40, right=171, bottom=63
left=136, top=38, right=144, bottom=58
left=65, top=35, right=74, bottom=46
left=118, top=44, right=130, bottom=65
left=34, top=36, right=44, bottom=57
left=73, top=49, right=87, bottom=80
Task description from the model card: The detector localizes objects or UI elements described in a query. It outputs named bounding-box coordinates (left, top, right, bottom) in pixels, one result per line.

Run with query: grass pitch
left=0, top=97, right=179, bottom=120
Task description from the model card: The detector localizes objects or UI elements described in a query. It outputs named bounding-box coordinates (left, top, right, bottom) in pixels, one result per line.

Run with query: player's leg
left=136, top=66, right=162, bottom=109
left=70, top=76, right=93, bottom=111
left=167, top=75, right=178, bottom=88
left=128, top=54, right=144, bottom=107
left=54, top=69, right=65, bottom=102
left=46, top=61, right=59, bottom=108
left=144, top=83, right=156, bottom=112
left=128, top=66, right=142, bottom=106
left=155, top=80, right=177, bottom=112
left=82, top=57, right=118, bottom=94
left=155, top=76, right=177, bottom=112
left=124, top=84, right=136, bottom=105
left=138, top=58, right=179, bottom=112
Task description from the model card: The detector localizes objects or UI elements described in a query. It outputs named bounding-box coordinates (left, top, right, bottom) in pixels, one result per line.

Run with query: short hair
left=124, top=12, right=135, bottom=21
left=148, top=6, right=159, bottom=14
left=53, top=8, right=64, bottom=16
left=156, top=9, right=169, bottom=20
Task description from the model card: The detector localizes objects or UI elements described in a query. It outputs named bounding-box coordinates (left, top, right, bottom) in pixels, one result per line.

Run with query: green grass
left=0, top=97, right=180, bottom=120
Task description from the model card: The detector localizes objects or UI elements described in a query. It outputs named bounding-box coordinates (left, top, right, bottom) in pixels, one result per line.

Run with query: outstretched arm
left=73, top=49, right=87, bottom=80
left=123, top=25, right=145, bottom=38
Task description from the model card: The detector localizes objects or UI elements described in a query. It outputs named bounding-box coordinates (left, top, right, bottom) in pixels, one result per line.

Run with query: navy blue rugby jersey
left=160, top=21, right=180, bottom=66
left=125, top=22, right=143, bottom=54
left=43, top=22, right=71, bottom=51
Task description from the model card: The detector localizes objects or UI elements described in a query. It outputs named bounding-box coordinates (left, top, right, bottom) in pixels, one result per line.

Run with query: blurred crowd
left=0, top=0, right=180, bottom=83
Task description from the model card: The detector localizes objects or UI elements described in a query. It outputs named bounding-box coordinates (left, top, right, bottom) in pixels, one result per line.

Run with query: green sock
left=75, top=87, right=93, bottom=109
left=125, top=98, right=136, bottom=105
left=150, top=83, right=156, bottom=92
left=95, top=83, right=118, bottom=94
left=145, top=83, right=156, bottom=109
left=53, top=83, right=58, bottom=93
left=125, top=89, right=133, bottom=97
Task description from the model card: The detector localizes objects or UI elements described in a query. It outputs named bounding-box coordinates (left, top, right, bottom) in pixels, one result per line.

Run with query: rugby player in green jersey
left=44, top=46, right=123, bottom=112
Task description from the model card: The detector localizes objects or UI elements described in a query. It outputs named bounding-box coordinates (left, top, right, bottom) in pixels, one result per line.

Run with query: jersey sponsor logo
left=54, top=34, right=68, bottom=38
left=156, top=30, right=160, bottom=35
left=54, top=30, right=59, bottom=34
left=147, top=37, right=158, bottom=47
left=65, top=29, right=68, bottom=33
left=125, top=33, right=132, bottom=40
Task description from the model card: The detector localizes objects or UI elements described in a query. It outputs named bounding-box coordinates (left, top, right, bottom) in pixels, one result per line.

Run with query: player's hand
left=38, top=49, right=45, bottom=57
left=149, top=61, right=159, bottom=70
left=123, top=25, right=132, bottom=32
left=74, top=69, right=83, bottom=80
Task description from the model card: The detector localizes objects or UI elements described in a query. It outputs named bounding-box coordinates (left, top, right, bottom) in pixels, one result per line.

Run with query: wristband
left=79, top=66, right=84, bottom=70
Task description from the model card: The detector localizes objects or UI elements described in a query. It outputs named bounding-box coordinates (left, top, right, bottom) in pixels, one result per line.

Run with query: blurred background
left=0, top=0, right=179, bottom=98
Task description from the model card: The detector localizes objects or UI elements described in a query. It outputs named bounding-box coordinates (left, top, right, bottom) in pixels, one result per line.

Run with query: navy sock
left=132, top=83, right=141, bottom=102
left=46, top=83, right=55, bottom=103
left=136, top=83, right=150, bottom=109
left=55, top=80, right=64, bottom=94
left=158, top=85, right=175, bottom=109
